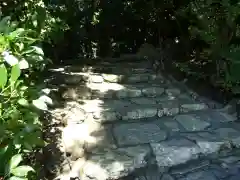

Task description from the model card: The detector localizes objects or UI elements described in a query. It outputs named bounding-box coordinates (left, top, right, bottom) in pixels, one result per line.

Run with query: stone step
left=59, top=108, right=237, bottom=155
left=133, top=156, right=240, bottom=180
left=46, top=70, right=164, bottom=86
left=47, top=61, right=238, bottom=180
left=59, top=110, right=240, bottom=180
left=48, top=78, right=196, bottom=101
left=53, top=95, right=210, bottom=125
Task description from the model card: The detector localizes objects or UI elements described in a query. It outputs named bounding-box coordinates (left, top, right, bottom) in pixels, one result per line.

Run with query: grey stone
left=116, top=88, right=142, bottom=98
left=219, top=156, right=240, bottom=164
left=219, top=99, right=238, bottom=114
left=158, top=109, right=164, bottom=118
left=181, top=132, right=226, bottom=155
left=193, top=110, right=236, bottom=124
left=209, top=164, right=229, bottom=179
left=64, top=75, right=87, bottom=84
left=106, top=99, right=132, bottom=109
left=178, top=171, right=217, bottom=180
left=62, top=86, right=92, bottom=100
left=91, top=89, right=116, bottom=99
left=120, top=106, right=158, bottom=120
left=90, top=74, right=104, bottom=83
left=85, top=125, right=117, bottom=151
left=149, top=74, right=165, bottom=81
left=63, top=107, right=86, bottom=125
left=130, top=97, right=157, bottom=105
left=161, top=174, right=175, bottom=180
left=127, top=74, right=149, bottom=83
left=142, top=87, right=165, bottom=97
left=214, top=127, right=240, bottom=147
left=132, top=68, right=151, bottom=74
left=175, top=114, right=210, bottom=131
left=151, top=138, right=200, bottom=167
left=113, top=123, right=167, bottom=146
left=178, top=94, right=192, bottom=101
left=93, top=111, right=121, bottom=122
left=229, top=175, right=240, bottom=180
left=162, top=120, right=181, bottom=132
left=165, top=88, right=181, bottom=97
left=156, top=95, right=177, bottom=103
left=159, top=100, right=180, bottom=116
left=217, top=112, right=237, bottom=122
left=225, top=166, right=240, bottom=176
left=61, top=124, right=88, bottom=155
left=135, top=165, right=162, bottom=180
left=198, top=97, right=224, bottom=109
left=102, top=74, right=121, bottom=82
left=170, top=160, right=210, bottom=176
left=83, top=146, right=151, bottom=180
left=197, top=140, right=226, bottom=155
left=180, top=103, right=208, bottom=113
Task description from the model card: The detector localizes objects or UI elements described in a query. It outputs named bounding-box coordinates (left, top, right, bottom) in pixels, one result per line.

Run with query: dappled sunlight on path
left=43, top=56, right=240, bottom=180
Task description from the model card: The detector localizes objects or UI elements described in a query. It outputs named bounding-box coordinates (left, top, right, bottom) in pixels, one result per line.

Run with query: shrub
left=0, top=16, right=51, bottom=179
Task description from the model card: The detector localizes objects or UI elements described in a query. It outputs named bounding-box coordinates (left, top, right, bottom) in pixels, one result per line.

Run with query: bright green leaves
left=0, top=63, right=21, bottom=91
left=10, top=165, right=34, bottom=177
left=0, top=13, right=48, bottom=180
left=17, top=99, right=29, bottom=107
left=10, top=64, right=21, bottom=84
left=6, top=154, right=34, bottom=179
left=0, top=64, right=7, bottom=89
left=32, top=99, right=48, bottom=111
left=8, top=154, right=23, bottom=170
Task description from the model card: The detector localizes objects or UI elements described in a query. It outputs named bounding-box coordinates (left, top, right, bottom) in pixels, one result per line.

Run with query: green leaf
left=9, top=176, right=27, bottom=180
left=18, top=59, right=29, bottom=70
left=33, top=20, right=38, bottom=27
left=9, top=154, right=23, bottom=170
left=32, top=99, right=48, bottom=111
left=31, top=46, right=44, bottom=56
left=17, top=99, right=29, bottom=107
left=41, top=88, right=51, bottom=95
left=8, top=28, right=25, bottom=40
left=0, top=16, right=11, bottom=33
left=10, top=165, right=34, bottom=177
left=39, top=95, right=53, bottom=105
left=0, top=64, right=7, bottom=89
left=16, top=42, right=24, bottom=52
left=10, top=64, right=21, bottom=83
left=0, top=146, right=8, bottom=158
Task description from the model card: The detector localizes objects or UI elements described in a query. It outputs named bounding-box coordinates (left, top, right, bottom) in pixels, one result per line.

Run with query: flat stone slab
left=180, top=103, right=208, bottom=113
left=175, top=114, right=211, bottom=131
left=165, top=87, right=181, bottom=97
left=126, top=74, right=150, bottom=83
left=113, top=123, right=167, bottom=146
left=130, top=97, right=157, bottom=105
left=178, top=170, right=218, bottom=180
left=193, top=110, right=237, bottom=123
left=83, top=145, right=151, bottom=180
left=116, top=87, right=142, bottom=98
left=170, top=160, right=210, bottom=176
left=119, top=105, right=158, bottom=120
left=151, top=138, right=200, bottom=167
left=142, top=87, right=165, bottom=97
left=85, top=125, right=117, bottom=151
left=158, top=99, right=180, bottom=117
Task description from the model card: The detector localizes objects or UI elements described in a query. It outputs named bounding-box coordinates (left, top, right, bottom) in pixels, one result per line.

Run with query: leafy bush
left=0, top=16, right=51, bottom=179
left=175, top=0, right=240, bottom=93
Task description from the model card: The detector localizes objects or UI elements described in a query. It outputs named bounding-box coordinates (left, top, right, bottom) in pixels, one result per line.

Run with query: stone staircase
left=45, top=57, right=240, bottom=180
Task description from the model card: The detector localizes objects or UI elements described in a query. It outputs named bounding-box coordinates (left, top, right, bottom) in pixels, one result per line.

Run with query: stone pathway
left=45, top=57, right=240, bottom=180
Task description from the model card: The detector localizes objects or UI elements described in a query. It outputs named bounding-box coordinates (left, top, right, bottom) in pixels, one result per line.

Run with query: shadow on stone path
left=42, top=56, right=240, bottom=180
